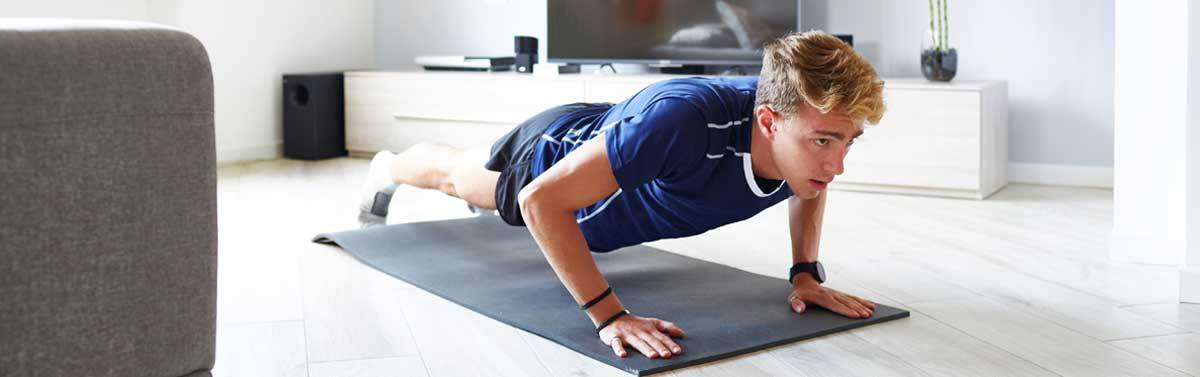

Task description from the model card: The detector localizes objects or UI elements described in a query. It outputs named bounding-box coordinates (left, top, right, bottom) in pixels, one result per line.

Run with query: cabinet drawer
left=840, top=90, right=982, bottom=190
left=348, top=73, right=585, bottom=124
left=347, top=109, right=514, bottom=153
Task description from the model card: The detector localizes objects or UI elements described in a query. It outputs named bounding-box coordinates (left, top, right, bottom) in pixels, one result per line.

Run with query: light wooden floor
left=212, top=157, right=1199, bottom=377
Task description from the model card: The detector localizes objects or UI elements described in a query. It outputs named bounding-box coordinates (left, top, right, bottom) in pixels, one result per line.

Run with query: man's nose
left=826, top=154, right=845, bottom=176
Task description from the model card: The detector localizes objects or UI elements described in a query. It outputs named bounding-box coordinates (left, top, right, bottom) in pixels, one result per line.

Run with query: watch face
left=815, top=262, right=826, bottom=282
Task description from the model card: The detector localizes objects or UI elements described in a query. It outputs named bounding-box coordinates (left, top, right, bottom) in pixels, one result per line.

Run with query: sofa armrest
left=0, top=19, right=217, bottom=377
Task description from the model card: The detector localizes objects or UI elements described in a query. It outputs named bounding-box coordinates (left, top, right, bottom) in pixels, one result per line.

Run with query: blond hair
left=756, top=31, right=885, bottom=125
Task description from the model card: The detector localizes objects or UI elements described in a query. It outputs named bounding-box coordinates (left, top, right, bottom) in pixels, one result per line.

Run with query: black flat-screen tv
left=547, top=0, right=799, bottom=66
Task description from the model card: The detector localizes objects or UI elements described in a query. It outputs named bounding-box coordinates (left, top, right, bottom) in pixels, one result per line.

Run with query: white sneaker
left=359, top=150, right=398, bottom=218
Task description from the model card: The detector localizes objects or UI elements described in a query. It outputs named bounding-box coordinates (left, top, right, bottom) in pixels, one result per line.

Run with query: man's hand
left=598, top=314, right=686, bottom=359
left=788, top=275, right=875, bottom=318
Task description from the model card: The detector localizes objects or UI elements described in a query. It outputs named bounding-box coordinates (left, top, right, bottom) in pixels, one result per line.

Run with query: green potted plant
left=921, top=0, right=956, bottom=82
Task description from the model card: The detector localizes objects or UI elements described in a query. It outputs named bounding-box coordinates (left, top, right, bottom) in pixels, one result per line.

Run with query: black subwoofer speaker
left=514, top=35, right=538, bottom=73
left=283, top=72, right=348, bottom=160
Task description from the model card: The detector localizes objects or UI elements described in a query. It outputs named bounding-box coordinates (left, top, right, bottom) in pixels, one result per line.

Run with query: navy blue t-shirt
left=530, top=76, right=793, bottom=252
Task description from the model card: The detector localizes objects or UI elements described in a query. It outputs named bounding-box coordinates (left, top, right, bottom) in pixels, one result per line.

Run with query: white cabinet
left=582, top=76, right=664, bottom=103
left=835, top=80, right=1009, bottom=199
left=345, top=71, right=585, bottom=153
left=344, top=71, right=1008, bottom=199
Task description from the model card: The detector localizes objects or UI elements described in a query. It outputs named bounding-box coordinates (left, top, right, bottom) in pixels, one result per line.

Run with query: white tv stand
left=344, top=70, right=1008, bottom=199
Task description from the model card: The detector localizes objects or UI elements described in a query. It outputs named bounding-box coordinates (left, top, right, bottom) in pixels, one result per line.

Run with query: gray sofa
left=0, top=20, right=217, bottom=377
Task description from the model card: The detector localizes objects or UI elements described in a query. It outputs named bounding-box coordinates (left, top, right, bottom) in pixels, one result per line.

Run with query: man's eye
left=814, top=139, right=829, bottom=146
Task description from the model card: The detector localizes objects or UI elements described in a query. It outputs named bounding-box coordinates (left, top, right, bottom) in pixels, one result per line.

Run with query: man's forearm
left=522, top=203, right=625, bottom=324
left=788, top=193, right=827, bottom=264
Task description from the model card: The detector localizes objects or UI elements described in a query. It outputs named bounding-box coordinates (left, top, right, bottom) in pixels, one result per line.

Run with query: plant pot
left=921, top=48, right=957, bottom=82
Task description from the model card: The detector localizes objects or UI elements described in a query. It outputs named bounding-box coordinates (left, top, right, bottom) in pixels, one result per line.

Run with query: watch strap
left=789, top=261, right=822, bottom=284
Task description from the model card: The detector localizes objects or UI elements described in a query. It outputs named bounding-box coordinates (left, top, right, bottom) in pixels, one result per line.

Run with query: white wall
left=1112, top=0, right=1188, bottom=267
left=374, top=0, right=1116, bottom=178
left=151, top=0, right=375, bottom=163
left=375, top=0, right=546, bottom=71
left=1, top=0, right=148, bottom=19
left=3, top=0, right=376, bottom=164
left=1112, top=0, right=1199, bottom=302
left=1185, top=0, right=1200, bottom=303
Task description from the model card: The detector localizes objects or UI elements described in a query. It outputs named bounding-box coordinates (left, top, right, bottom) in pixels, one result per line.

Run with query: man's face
left=767, top=104, right=862, bottom=199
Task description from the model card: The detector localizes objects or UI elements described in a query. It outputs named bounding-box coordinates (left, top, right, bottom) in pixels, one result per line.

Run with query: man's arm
left=788, top=194, right=826, bottom=265
left=517, top=135, right=621, bottom=326
left=518, top=134, right=684, bottom=359
left=786, top=193, right=876, bottom=318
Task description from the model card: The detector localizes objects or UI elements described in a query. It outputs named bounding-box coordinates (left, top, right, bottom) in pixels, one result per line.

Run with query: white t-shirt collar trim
left=742, top=153, right=785, bottom=197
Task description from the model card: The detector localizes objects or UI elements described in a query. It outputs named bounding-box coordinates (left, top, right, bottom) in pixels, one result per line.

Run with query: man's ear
left=754, top=105, right=777, bottom=140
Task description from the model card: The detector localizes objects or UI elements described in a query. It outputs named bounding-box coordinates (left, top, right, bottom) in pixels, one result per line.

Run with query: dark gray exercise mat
left=312, top=216, right=908, bottom=376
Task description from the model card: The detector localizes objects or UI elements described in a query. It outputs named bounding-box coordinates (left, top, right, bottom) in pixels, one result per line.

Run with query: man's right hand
left=517, top=136, right=684, bottom=359
left=598, top=314, right=686, bottom=359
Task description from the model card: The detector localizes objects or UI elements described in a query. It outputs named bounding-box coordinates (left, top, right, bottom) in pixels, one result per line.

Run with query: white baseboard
left=218, top=142, right=282, bottom=166
left=1183, top=267, right=1200, bottom=303
left=1009, top=162, right=1113, bottom=188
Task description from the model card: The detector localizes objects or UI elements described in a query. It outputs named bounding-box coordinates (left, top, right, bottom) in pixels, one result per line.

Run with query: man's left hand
left=787, top=276, right=875, bottom=319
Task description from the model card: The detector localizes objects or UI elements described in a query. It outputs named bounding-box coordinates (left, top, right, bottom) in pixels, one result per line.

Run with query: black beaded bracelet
left=580, top=286, right=612, bottom=311
left=595, top=309, right=630, bottom=335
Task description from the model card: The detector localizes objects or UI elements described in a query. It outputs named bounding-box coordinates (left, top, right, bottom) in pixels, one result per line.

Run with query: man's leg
left=387, top=143, right=500, bottom=210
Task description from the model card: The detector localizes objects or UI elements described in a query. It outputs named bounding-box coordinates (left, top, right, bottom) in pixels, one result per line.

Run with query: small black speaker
left=514, top=35, right=538, bottom=73
left=283, top=72, right=348, bottom=160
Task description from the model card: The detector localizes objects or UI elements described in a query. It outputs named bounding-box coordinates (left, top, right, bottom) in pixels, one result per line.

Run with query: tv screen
left=548, top=0, right=799, bottom=66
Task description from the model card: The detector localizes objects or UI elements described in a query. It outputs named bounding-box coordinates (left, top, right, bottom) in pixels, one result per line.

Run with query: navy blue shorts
left=485, top=103, right=603, bottom=226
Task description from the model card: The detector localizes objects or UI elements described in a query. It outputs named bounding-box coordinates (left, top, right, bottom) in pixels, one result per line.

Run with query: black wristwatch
left=789, top=261, right=825, bottom=284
